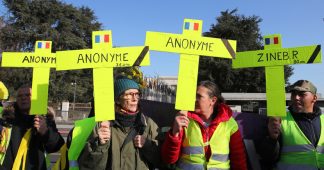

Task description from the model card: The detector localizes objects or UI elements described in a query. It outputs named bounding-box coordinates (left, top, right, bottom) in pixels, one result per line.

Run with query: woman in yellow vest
left=162, top=80, right=247, bottom=170
left=261, top=80, right=324, bottom=170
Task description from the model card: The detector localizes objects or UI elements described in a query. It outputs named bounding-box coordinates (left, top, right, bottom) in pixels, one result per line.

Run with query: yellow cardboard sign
left=175, top=19, right=202, bottom=110
left=1, top=52, right=56, bottom=68
left=92, top=30, right=115, bottom=121
left=1, top=41, right=54, bottom=114
left=2, top=41, right=55, bottom=68
left=145, top=19, right=236, bottom=111
left=146, top=31, right=236, bottom=59
left=93, top=68, right=114, bottom=121
left=233, top=34, right=322, bottom=117
left=56, top=30, right=150, bottom=121
left=266, top=66, right=286, bottom=117
left=175, top=54, right=199, bottom=110
left=263, top=34, right=287, bottom=117
left=31, top=68, right=50, bottom=114
left=56, top=46, right=149, bottom=70
left=233, top=45, right=321, bottom=68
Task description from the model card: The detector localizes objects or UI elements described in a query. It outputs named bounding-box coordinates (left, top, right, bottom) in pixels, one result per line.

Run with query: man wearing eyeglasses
left=79, top=77, right=161, bottom=170
left=260, top=80, right=324, bottom=170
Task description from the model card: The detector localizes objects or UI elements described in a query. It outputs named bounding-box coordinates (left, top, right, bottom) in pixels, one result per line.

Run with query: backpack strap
left=120, top=114, right=147, bottom=150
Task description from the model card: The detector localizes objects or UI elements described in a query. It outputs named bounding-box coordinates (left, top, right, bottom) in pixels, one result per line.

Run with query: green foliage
left=0, top=0, right=145, bottom=103
left=114, top=66, right=145, bottom=88
left=198, top=9, right=293, bottom=92
left=0, top=0, right=101, bottom=102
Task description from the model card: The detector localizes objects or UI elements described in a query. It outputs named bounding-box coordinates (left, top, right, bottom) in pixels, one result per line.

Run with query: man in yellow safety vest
left=260, top=80, right=324, bottom=170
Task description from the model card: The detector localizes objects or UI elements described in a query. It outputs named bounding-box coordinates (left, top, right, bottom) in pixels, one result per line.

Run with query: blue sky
left=1, top=0, right=324, bottom=95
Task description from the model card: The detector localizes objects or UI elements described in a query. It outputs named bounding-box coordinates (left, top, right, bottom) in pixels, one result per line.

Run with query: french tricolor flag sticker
left=184, top=22, right=199, bottom=31
left=265, top=37, right=279, bottom=45
left=95, top=34, right=109, bottom=43
left=37, top=42, right=50, bottom=49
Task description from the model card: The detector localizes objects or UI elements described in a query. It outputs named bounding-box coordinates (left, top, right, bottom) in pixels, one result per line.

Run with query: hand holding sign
left=98, top=121, right=111, bottom=144
left=172, top=111, right=189, bottom=137
left=268, top=117, right=281, bottom=140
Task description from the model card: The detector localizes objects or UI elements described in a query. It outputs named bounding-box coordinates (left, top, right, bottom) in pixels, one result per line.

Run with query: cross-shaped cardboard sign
left=233, top=34, right=322, bottom=116
left=145, top=19, right=236, bottom=111
left=56, top=30, right=149, bottom=121
left=1, top=41, right=56, bottom=114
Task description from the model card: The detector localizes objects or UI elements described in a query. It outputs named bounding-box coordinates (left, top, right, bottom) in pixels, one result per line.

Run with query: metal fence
left=141, top=88, right=175, bottom=103
left=51, top=102, right=92, bottom=122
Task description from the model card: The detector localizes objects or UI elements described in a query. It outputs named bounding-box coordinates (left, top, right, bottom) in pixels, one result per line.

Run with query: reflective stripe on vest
left=210, top=153, right=229, bottom=162
left=276, top=162, right=320, bottom=170
left=177, top=160, right=204, bottom=170
left=317, top=146, right=324, bottom=153
left=278, top=111, right=324, bottom=169
left=182, top=146, right=204, bottom=155
left=68, top=117, right=96, bottom=170
left=69, top=160, right=78, bottom=168
left=281, top=144, right=314, bottom=153
left=177, top=160, right=230, bottom=170
left=0, top=127, right=12, bottom=165
left=177, top=117, right=238, bottom=170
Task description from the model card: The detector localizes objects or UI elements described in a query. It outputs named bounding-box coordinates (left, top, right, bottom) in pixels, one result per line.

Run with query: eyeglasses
left=123, top=92, right=141, bottom=99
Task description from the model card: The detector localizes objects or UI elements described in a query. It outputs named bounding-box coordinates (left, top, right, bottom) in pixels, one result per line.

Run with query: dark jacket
left=0, top=105, right=65, bottom=170
left=78, top=112, right=161, bottom=170
left=257, top=105, right=322, bottom=166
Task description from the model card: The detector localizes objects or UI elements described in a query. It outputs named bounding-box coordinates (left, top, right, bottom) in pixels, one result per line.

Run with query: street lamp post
left=71, top=81, right=77, bottom=110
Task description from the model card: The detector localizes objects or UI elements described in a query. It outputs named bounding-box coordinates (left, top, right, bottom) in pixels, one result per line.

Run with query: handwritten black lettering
left=257, top=50, right=299, bottom=62
left=22, top=55, right=56, bottom=64
left=258, top=53, right=263, bottom=62
left=165, top=37, right=213, bottom=52
left=77, top=52, right=128, bottom=64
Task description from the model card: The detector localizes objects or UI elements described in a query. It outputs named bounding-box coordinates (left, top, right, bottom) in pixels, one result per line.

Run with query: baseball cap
left=287, top=80, right=317, bottom=94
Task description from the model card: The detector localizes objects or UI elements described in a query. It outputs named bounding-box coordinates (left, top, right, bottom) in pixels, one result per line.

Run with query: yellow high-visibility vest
left=52, top=144, right=67, bottom=170
left=277, top=112, right=324, bottom=170
left=177, top=117, right=238, bottom=170
left=68, top=117, right=96, bottom=170
left=53, top=117, right=96, bottom=170
left=0, top=126, right=12, bottom=165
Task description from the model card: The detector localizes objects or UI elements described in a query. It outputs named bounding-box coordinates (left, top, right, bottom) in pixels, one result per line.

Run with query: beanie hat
left=114, top=78, right=139, bottom=98
left=287, top=80, right=317, bottom=94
